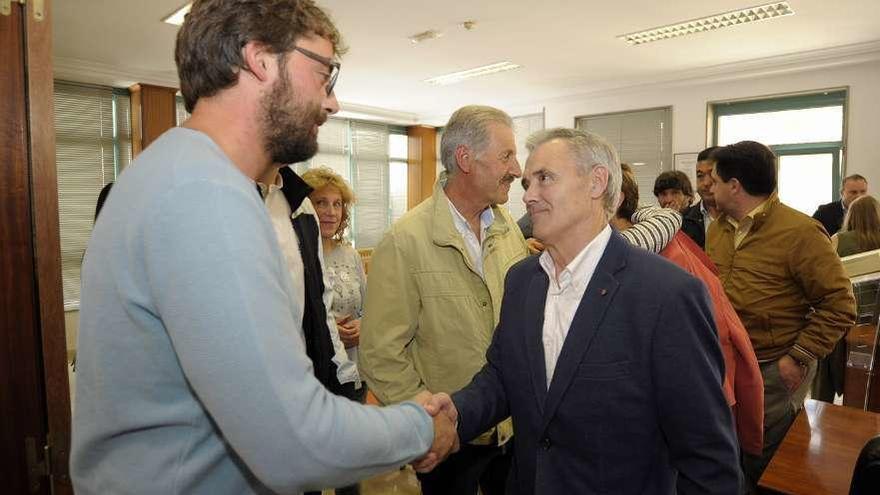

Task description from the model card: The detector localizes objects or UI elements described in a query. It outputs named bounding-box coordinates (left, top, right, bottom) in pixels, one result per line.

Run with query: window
left=175, top=95, right=190, bottom=125
left=712, top=90, right=846, bottom=215
left=506, top=113, right=545, bottom=220
left=576, top=108, right=672, bottom=207
left=292, top=118, right=407, bottom=248
left=54, top=81, right=132, bottom=309
left=388, top=134, right=408, bottom=224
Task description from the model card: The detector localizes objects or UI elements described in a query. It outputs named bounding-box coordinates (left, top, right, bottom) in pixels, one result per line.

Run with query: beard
left=260, top=71, right=326, bottom=164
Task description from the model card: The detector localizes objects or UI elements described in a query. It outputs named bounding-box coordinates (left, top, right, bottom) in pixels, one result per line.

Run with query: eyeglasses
left=292, top=46, right=340, bottom=96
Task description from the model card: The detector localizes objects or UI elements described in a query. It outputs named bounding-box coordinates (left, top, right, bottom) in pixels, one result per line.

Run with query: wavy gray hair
left=440, top=105, right=513, bottom=174
left=526, top=127, right=622, bottom=220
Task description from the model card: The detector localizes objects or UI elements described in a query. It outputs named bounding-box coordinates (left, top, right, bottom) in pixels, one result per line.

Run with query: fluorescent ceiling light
left=618, top=1, right=794, bottom=46
left=163, top=3, right=191, bottom=26
left=424, top=62, right=522, bottom=86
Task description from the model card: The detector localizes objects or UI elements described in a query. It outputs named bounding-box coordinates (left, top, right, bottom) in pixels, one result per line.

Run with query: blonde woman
left=301, top=166, right=367, bottom=495
left=832, top=194, right=880, bottom=256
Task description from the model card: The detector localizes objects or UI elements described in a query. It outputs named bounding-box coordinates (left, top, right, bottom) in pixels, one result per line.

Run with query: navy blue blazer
left=452, top=232, right=741, bottom=494
left=812, top=200, right=844, bottom=236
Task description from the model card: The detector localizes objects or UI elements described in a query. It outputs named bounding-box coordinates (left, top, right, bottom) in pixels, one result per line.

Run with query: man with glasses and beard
left=70, top=2, right=457, bottom=494
left=359, top=105, right=529, bottom=495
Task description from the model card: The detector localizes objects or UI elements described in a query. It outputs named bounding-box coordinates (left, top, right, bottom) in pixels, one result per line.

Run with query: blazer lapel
left=524, top=267, right=550, bottom=411
left=539, top=233, right=627, bottom=433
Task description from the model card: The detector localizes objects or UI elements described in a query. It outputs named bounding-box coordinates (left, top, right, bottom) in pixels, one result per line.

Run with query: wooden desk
left=759, top=399, right=880, bottom=494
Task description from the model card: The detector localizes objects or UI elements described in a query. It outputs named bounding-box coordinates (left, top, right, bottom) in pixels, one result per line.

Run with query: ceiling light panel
left=618, top=2, right=794, bottom=46
left=163, top=3, right=191, bottom=26
left=424, top=62, right=522, bottom=86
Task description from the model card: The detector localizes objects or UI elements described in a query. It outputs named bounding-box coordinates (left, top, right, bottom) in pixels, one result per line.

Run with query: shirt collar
left=700, top=200, right=711, bottom=217
left=447, top=198, right=495, bottom=239
left=726, top=196, right=772, bottom=229
left=257, top=172, right=284, bottom=198
left=539, top=224, right=612, bottom=292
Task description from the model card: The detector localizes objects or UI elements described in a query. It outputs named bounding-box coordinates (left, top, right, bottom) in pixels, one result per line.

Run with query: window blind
left=175, top=95, right=190, bottom=125
left=507, top=113, right=545, bottom=220
left=350, top=121, right=390, bottom=248
left=54, top=81, right=132, bottom=309
left=576, top=108, right=672, bottom=207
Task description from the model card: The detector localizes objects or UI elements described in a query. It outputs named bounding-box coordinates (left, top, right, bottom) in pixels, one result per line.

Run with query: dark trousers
left=743, top=360, right=816, bottom=492
left=416, top=442, right=511, bottom=495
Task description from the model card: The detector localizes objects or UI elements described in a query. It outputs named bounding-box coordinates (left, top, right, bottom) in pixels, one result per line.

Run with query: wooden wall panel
left=130, top=83, right=178, bottom=155
left=407, top=125, right=437, bottom=209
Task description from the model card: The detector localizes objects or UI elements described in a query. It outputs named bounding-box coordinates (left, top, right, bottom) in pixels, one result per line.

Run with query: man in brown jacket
left=706, top=140, right=856, bottom=487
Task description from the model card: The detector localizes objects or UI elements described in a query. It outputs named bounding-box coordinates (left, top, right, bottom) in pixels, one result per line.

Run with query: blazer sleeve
left=451, top=272, right=519, bottom=442
left=652, top=275, right=742, bottom=494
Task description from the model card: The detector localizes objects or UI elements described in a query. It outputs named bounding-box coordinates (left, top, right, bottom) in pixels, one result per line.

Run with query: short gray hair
left=440, top=105, right=514, bottom=174
left=526, top=127, right=622, bottom=220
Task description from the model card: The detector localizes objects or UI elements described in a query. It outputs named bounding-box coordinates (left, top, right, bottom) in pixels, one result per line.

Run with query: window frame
left=710, top=88, right=848, bottom=204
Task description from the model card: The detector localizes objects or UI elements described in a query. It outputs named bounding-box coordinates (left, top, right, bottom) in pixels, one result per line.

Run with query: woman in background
left=815, top=195, right=880, bottom=403
left=833, top=195, right=880, bottom=256
left=302, top=167, right=367, bottom=495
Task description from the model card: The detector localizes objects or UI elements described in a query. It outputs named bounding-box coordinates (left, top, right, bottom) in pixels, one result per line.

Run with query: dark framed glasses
left=292, top=46, right=340, bottom=96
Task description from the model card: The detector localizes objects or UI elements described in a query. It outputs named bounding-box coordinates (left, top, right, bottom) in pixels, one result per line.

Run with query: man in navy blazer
left=420, top=128, right=741, bottom=494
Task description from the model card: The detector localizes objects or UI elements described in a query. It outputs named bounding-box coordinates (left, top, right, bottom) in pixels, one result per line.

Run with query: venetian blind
left=54, top=81, right=132, bottom=309
left=576, top=108, right=672, bottom=207
left=350, top=121, right=390, bottom=248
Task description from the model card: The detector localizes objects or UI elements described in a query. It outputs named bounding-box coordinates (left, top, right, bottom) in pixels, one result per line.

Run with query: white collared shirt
left=447, top=198, right=495, bottom=277
left=538, top=225, right=612, bottom=387
left=259, top=174, right=360, bottom=387
left=700, top=201, right=716, bottom=234
left=259, top=175, right=305, bottom=323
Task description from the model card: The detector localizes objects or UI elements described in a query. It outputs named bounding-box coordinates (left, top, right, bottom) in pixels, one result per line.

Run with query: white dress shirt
left=447, top=198, right=495, bottom=277
left=538, top=225, right=612, bottom=386
left=260, top=178, right=305, bottom=321
left=700, top=201, right=716, bottom=234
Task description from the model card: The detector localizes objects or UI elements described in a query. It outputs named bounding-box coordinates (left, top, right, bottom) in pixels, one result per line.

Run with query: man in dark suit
left=419, top=128, right=741, bottom=494
left=682, top=146, right=721, bottom=249
left=812, top=174, right=868, bottom=235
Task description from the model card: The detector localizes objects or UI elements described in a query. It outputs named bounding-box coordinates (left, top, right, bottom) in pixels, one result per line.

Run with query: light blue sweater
left=71, top=128, right=433, bottom=494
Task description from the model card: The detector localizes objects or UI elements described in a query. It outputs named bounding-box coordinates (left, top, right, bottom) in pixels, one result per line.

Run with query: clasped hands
left=411, top=391, right=460, bottom=473
left=336, top=315, right=360, bottom=349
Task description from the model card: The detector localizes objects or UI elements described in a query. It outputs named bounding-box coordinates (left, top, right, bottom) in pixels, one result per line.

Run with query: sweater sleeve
left=145, top=181, right=432, bottom=494
left=621, top=206, right=682, bottom=253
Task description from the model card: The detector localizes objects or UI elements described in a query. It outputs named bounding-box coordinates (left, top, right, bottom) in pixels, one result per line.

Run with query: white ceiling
left=53, top=1, right=880, bottom=124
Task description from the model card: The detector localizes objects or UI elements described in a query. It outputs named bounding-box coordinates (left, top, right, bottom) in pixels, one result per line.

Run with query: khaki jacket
left=707, top=196, right=855, bottom=364
left=359, top=178, right=528, bottom=443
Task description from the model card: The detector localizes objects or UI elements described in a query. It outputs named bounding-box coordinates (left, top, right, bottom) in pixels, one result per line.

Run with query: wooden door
left=0, top=0, right=73, bottom=492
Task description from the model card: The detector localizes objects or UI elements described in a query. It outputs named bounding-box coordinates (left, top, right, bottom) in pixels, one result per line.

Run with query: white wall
left=505, top=59, right=880, bottom=189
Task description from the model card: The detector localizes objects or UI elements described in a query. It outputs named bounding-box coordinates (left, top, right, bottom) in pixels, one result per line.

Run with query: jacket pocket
left=413, top=271, right=468, bottom=298
left=575, top=360, right=631, bottom=381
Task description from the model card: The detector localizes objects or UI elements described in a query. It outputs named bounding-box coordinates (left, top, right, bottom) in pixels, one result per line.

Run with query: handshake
left=411, top=392, right=460, bottom=473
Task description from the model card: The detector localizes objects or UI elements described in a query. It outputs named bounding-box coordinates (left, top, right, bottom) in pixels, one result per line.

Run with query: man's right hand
left=411, top=393, right=460, bottom=473
left=778, top=354, right=807, bottom=392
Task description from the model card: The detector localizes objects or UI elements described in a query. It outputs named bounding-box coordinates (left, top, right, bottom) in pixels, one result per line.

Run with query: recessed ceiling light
left=163, top=3, right=191, bottom=26
left=409, top=30, right=443, bottom=44
left=424, top=62, right=522, bottom=86
left=618, top=1, right=794, bottom=46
